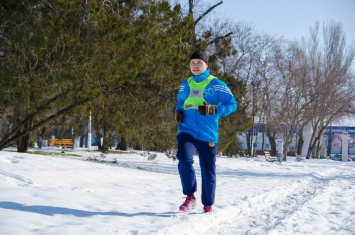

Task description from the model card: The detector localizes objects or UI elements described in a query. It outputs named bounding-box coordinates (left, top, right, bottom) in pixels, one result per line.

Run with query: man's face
left=190, top=59, right=208, bottom=76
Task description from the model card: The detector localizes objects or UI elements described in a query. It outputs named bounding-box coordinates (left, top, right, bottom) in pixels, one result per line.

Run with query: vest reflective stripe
left=184, top=75, right=216, bottom=110
left=184, top=104, right=199, bottom=109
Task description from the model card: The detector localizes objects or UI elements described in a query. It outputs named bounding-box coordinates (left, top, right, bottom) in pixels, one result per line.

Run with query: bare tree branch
left=195, top=1, right=223, bottom=25
left=209, top=32, right=233, bottom=45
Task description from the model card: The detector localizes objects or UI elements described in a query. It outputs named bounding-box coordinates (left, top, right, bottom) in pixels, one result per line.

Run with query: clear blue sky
left=213, top=0, right=355, bottom=46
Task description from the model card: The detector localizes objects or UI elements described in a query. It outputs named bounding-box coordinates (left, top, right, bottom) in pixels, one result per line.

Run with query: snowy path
left=0, top=149, right=354, bottom=235
left=154, top=167, right=355, bottom=235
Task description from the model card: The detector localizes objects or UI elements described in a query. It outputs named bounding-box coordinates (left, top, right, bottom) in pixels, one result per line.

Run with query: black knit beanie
left=190, top=51, right=208, bottom=64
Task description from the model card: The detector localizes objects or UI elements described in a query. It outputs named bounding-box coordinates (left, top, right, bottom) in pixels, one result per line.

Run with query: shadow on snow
left=0, top=201, right=177, bottom=218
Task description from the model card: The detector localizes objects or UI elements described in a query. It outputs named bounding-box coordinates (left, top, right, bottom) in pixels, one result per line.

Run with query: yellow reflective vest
left=184, top=75, right=216, bottom=110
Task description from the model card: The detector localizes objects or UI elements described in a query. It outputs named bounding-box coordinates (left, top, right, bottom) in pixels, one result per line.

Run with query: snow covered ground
left=0, top=147, right=354, bottom=235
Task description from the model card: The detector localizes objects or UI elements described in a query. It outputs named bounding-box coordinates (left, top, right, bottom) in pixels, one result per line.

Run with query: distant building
left=237, top=125, right=355, bottom=157
left=324, top=126, right=355, bottom=156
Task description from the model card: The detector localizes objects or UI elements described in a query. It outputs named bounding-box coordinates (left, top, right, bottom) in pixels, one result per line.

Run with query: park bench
left=264, top=150, right=278, bottom=162
left=49, top=138, right=73, bottom=149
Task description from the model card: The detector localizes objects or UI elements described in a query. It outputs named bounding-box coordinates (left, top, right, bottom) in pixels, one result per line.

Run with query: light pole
left=88, top=111, right=92, bottom=150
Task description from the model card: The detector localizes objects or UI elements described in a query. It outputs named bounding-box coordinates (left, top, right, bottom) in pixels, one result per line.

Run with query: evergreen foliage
left=0, top=0, right=250, bottom=153
left=0, top=0, right=193, bottom=151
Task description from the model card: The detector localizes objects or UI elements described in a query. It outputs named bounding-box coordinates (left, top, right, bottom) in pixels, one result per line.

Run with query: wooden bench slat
left=49, top=138, right=73, bottom=148
left=264, top=150, right=278, bottom=162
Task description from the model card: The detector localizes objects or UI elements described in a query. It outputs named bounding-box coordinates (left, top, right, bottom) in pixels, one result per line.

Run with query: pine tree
left=0, top=0, right=193, bottom=151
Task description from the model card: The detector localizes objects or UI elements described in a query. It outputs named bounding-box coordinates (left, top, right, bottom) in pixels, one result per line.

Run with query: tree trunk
left=16, top=130, right=31, bottom=153
left=17, top=134, right=30, bottom=153
left=118, top=136, right=127, bottom=151
left=297, top=135, right=304, bottom=155
left=283, top=142, right=289, bottom=161
left=16, top=116, right=33, bottom=153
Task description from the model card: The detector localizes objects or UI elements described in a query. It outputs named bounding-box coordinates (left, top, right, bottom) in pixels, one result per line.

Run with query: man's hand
left=175, top=110, right=184, bottom=123
left=198, top=102, right=217, bottom=116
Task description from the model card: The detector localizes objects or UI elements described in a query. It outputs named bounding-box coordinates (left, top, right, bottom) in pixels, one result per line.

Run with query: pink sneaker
left=179, top=196, right=196, bottom=212
left=203, top=206, right=212, bottom=213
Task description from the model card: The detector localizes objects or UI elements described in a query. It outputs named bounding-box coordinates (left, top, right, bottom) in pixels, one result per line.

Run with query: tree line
left=232, top=21, right=355, bottom=159
left=1, top=0, right=354, bottom=158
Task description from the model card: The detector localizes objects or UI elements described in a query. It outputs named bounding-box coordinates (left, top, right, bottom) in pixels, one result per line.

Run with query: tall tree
left=302, top=21, right=355, bottom=159
left=0, top=0, right=192, bottom=152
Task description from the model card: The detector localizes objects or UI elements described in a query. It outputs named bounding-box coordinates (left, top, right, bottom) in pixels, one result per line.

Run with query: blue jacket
left=175, top=70, right=237, bottom=143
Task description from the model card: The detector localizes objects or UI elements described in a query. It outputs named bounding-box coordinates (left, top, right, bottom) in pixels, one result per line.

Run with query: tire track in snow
left=269, top=168, right=355, bottom=235
left=153, top=167, right=346, bottom=235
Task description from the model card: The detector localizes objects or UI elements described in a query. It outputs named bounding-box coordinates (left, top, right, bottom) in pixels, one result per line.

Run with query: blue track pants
left=176, top=132, right=217, bottom=206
